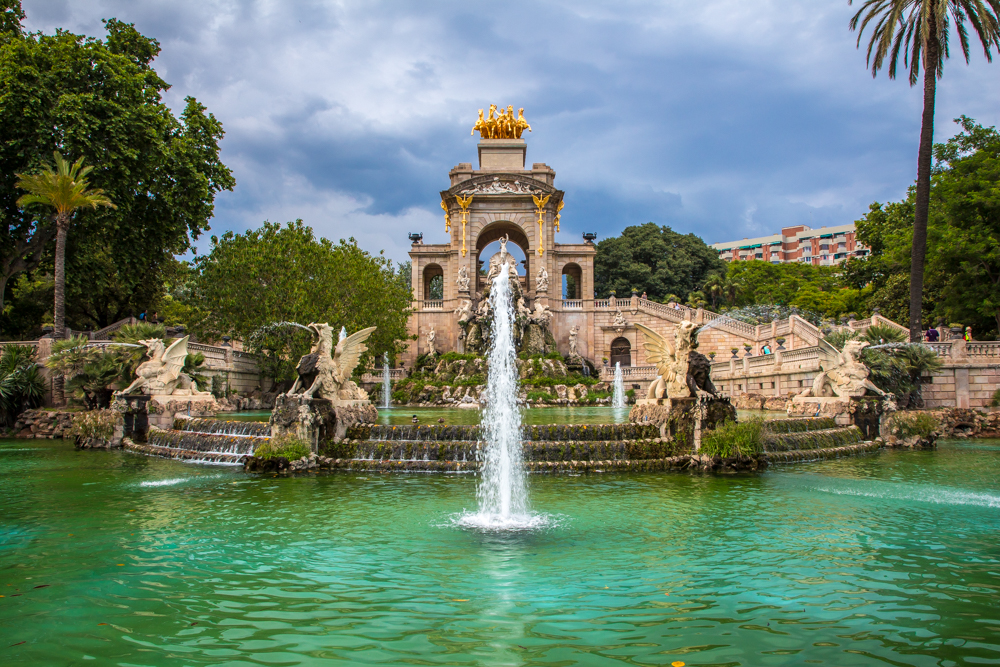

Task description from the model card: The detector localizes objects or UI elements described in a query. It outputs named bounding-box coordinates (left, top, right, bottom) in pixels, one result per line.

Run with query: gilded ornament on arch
left=532, top=193, right=551, bottom=256
left=440, top=199, right=451, bottom=232
left=471, top=105, right=531, bottom=139
left=455, top=194, right=474, bottom=257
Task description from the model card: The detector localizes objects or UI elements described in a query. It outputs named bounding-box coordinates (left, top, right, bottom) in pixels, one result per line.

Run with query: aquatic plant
left=889, top=412, right=939, bottom=439
left=253, top=434, right=310, bottom=461
left=68, top=409, right=122, bottom=443
left=699, top=417, right=765, bottom=458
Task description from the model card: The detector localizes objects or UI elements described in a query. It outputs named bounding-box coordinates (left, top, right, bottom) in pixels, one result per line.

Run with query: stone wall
left=12, top=409, right=75, bottom=439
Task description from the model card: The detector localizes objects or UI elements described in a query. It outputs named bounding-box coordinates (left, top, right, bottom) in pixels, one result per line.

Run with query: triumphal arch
left=405, top=106, right=597, bottom=365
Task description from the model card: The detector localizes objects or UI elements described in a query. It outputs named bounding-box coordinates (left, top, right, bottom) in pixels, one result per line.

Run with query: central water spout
left=464, top=263, right=531, bottom=527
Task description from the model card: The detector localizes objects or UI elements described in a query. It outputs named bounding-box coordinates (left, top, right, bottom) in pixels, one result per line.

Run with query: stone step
left=765, top=440, right=881, bottom=462
left=125, top=440, right=249, bottom=464
left=147, top=428, right=264, bottom=456
left=349, top=423, right=659, bottom=442
left=324, top=438, right=682, bottom=462
left=173, top=417, right=271, bottom=437
left=763, top=426, right=864, bottom=452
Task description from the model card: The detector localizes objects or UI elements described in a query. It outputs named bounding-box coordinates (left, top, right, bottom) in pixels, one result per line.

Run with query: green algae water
left=1, top=438, right=998, bottom=666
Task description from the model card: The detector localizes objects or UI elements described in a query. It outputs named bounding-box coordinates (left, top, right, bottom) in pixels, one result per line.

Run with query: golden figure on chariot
left=472, top=105, right=531, bottom=139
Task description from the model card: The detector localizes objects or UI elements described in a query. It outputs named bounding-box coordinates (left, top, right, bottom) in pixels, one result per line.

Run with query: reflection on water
left=0, top=438, right=998, bottom=665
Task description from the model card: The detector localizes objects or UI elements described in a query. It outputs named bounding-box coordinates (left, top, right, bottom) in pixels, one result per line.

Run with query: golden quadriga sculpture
left=471, top=104, right=531, bottom=139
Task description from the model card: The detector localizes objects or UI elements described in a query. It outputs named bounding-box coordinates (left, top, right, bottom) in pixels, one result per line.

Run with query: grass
left=253, top=434, right=311, bottom=461
left=699, top=417, right=765, bottom=458
left=889, top=412, right=939, bottom=439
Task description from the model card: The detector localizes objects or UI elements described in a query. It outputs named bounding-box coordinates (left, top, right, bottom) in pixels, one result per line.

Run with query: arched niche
left=610, top=336, right=631, bottom=367
left=475, top=221, right=530, bottom=293
left=422, top=263, right=444, bottom=300
left=562, top=262, right=582, bottom=299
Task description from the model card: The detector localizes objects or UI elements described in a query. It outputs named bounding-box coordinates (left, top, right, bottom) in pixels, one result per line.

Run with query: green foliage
left=992, top=388, right=1000, bottom=407
left=594, top=223, right=725, bottom=301
left=889, top=412, right=939, bottom=439
left=722, top=261, right=867, bottom=319
left=0, top=343, right=43, bottom=425
left=438, top=351, right=478, bottom=362
left=526, top=389, right=551, bottom=401
left=861, top=323, right=907, bottom=345
left=193, top=221, right=412, bottom=386
left=0, top=16, right=233, bottom=331
left=254, top=434, right=310, bottom=461
left=64, top=351, right=128, bottom=409
left=700, top=417, right=765, bottom=458
left=68, top=409, right=122, bottom=443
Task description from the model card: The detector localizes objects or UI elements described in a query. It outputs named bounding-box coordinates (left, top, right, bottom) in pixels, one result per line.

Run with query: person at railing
left=964, top=326, right=974, bottom=342
left=925, top=326, right=939, bottom=342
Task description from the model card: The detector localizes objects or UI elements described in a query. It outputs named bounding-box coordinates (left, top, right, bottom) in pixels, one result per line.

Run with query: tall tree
left=594, top=223, right=725, bottom=301
left=192, top=221, right=413, bottom=386
left=0, top=8, right=234, bottom=331
left=16, top=153, right=115, bottom=404
left=849, top=0, right=1000, bottom=341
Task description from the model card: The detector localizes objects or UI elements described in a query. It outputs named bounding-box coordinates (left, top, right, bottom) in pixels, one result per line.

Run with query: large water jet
left=611, top=361, right=626, bottom=408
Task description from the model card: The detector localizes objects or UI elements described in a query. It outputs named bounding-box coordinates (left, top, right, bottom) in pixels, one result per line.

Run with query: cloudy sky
left=21, top=0, right=1000, bottom=262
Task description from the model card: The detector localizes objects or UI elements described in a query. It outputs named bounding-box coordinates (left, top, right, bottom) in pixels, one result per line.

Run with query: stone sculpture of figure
left=536, top=266, right=549, bottom=292
left=498, top=234, right=509, bottom=261
left=516, top=296, right=531, bottom=319
left=530, top=301, right=551, bottom=326
left=454, top=299, right=473, bottom=325
left=286, top=323, right=377, bottom=401
left=798, top=339, right=886, bottom=399
left=568, top=325, right=580, bottom=358
left=456, top=265, right=470, bottom=291
left=612, top=309, right=627, bottom=327
left=120, top=336, right=211, bottom=397
left=427, top=326, right=437, bottom=356
left=635, top=321, right=718, bottom=399
left=486, top=104, right=498, bottom=138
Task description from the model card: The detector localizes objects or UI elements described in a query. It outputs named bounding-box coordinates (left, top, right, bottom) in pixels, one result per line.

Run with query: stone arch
left=562, top=262, right=582, bottom=299
left=475, top=220, right=531, bottom=293
left=610, top=336, right=631, bottom=367
left=422, top=263, right=443, bottom=301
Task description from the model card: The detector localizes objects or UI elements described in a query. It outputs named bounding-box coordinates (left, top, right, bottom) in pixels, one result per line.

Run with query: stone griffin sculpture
left=286, top=324, right=377, bottom=402
left=634, top=321, right=718, bottom=399
left=120, top=336, right=211, bottom=397
left=798, top=339, right=886, bottom=399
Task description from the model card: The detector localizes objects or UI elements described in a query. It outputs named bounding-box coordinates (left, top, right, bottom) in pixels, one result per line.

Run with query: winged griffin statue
left=634, top=321, right=718, bottom=400
left=121, top=336, right=211, bottom=397
left=797, top=338, right=886, bottom=399
left=287, top=324, right=377, bottom=401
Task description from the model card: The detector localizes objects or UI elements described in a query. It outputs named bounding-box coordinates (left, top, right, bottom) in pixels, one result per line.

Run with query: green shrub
left=889, top=412, right=939, bottom=439
left=526, top=390, right=551, bottom=402
left=254, top=434, right=311, bottom=461
left=68, top=410, right=123, bottom=442
left=992, top=388, right=1000, bottom=407
left=700, top=417, right=765, bottom=458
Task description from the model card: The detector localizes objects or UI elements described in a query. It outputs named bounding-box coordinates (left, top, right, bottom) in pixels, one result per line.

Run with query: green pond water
left=219, top=406, right=788, bottom=425
left=2, top=439, right=999, bottom=666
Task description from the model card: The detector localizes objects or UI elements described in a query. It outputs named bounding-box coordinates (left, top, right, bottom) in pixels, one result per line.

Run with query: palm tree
left=849, top=0, right=1000, bottom=342
left=16, top=152, right=115, bottom=404
left=702, top=273, right=726, bottom=308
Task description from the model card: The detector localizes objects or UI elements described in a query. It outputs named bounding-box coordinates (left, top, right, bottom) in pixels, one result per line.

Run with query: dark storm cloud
left=22, top=0, right=1000, bottom=259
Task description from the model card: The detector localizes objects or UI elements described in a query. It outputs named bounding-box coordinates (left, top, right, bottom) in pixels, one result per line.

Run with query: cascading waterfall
left=382, top=352, right=392, bottom=409
left=459, top=264, right=537, bottom=530
left=611, top=361, right=626, bottom=408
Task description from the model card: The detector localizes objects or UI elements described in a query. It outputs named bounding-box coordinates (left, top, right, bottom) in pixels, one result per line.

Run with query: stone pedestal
left=115, top=395, right=150, bottom=443
left=788, top=395, right=895, bottom=439
left=270, top=395, right=378, bottom=453
left=630, top=396, right=736, bottom=452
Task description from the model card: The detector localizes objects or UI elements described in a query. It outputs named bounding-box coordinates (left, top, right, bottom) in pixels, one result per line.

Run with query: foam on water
left=140, top=477, right=192, bottom=487
left=815, top=480, right=1000, bottom=509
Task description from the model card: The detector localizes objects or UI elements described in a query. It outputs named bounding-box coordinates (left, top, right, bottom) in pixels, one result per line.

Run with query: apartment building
left=711, top=224, right=868, bottom=266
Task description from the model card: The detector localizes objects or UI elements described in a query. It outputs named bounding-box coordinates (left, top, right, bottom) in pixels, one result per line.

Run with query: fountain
left=459, top=262, right=535, bottom=529
left=611, top=361, right=626, bottom=408
left=381, top=352, right=391, bottom=409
